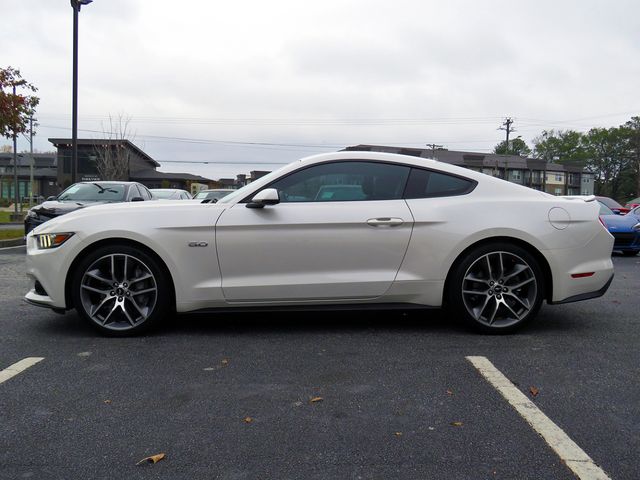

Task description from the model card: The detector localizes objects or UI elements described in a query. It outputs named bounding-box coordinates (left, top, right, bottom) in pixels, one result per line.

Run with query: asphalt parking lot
left=0, top=246, right=638, bottom=480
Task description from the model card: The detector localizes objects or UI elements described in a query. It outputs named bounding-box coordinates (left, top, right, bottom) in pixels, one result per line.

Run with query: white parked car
left=24, top=152, right=614, bottom=335
left=150, top=188, right=192, bottom=200
left=193, top=189, right=235, bottom=203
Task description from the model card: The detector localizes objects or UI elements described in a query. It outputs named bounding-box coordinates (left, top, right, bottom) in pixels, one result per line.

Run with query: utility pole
left=426, top=143, right=443, bottom=160
left=498, top=117, right=515, bottom=154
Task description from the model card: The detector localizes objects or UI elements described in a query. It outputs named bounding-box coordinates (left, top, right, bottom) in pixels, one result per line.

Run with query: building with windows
left=49, top=138, right=212, bottom=191
left=343, top=145, right=595, bottom=196
left=0, top=153, right=59, bottom=202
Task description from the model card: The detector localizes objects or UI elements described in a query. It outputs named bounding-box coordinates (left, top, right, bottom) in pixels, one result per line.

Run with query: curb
left=0, top=237, right=25, bottom=248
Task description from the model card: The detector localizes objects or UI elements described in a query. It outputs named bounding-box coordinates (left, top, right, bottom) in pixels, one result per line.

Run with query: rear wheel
left=448, top=242, right=544, bottom=333
left=71, top=244, right=172, bottom=336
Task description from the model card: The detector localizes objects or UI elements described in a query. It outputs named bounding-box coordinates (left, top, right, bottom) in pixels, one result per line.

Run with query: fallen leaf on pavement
left=103, top=400, right=111, bottom=404
left=310, top=397, right=323, bottom=403
left=529, top=386, right=540, bottom=397
left=446, top=389, right=454, bottom=396
left=394, top=432, right=403, bottom=437
left=136, top=453, right=165, bottom=465
left=451, top=421, right=463, bottom=427
left=244, top=416, right=253, bottom=423
left=221, top=359, right=229, bottom=366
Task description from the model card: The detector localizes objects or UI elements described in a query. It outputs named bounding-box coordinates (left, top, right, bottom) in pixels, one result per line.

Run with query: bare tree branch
left=94, top=113, right=134, bottom=181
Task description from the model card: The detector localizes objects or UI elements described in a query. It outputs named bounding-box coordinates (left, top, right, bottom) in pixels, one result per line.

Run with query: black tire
left=71, top=244, right=172, bottom=336
left=622, top=250, right=639, bottom=256
left=448, top=242, right=544, bottom=334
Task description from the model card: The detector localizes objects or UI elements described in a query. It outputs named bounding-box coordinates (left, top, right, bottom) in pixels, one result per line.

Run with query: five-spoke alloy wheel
left=449, top=242, right=544, bottom=333
left=72, top=244, right=171, bottom=335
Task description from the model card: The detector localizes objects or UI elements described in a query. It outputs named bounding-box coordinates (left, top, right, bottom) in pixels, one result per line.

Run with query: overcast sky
left=2, top=0, right=639, bottom=180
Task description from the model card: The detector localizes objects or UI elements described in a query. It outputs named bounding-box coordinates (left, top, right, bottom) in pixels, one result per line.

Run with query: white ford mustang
left=25, top=152, right=614, bottom=335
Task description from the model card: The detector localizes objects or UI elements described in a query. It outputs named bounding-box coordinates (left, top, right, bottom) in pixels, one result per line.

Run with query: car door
left=215, top=161, right=414, bottom=302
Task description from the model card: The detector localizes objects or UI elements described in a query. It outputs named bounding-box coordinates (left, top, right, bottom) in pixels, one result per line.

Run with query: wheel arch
left=64, top=237, right=177, bottom=311
left=443, top=236, right=553, bottom=305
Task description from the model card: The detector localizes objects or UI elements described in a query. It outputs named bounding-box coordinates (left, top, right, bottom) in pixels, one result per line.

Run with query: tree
left=532, top=130, right=588, bottom=165
left=582, top=127, right=631, bottom=199
left=621, top=116, right=640, bottom=198
left=0, top=66, right=39, bottom=140
left=94, top=114, right=134, bottom=181
left=494, top=137, right=531, bottom=156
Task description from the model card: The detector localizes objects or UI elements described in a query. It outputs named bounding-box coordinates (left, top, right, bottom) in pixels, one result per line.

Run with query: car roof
left=77, top=181, right=137, bottom=184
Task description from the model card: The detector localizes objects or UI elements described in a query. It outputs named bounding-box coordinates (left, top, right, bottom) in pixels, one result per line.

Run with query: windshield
left=152, top=190, right=177, bottom=199
left=217, top=164, right=293, bottom=204
left=598, top=197, right=622, bottom=209
left=598, top=201, right=614, bottom=216
left=194, top=190, right=233, bottom=200
left=57, top=183, right=126, bottom=202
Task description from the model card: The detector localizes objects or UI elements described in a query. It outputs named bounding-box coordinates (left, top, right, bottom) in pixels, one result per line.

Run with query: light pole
left=29, top=116, right=35, bottom=207
left=12, top=84, right=20, bottom=219
left=70, top=0, right=93, bottom=185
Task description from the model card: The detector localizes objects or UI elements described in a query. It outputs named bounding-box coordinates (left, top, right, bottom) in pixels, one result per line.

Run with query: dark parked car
left=24, top=181, right=155, bottom=234
left=598, top=201, right=640, bottom=256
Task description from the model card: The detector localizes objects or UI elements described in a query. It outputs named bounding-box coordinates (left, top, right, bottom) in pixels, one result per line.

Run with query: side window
left=128, top=184, right=142, bottom=200
left=139, top=185, right=152, bottom=200
left=267, top=161, right=410, bottom=203
left=404, top=168, right=476, bottom=199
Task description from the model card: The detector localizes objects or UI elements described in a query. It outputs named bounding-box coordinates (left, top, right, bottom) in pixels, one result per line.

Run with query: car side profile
left=24, top=152, right=614, bottom=336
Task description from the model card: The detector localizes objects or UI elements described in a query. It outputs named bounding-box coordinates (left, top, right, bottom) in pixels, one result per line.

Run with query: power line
left=39, top=125, right=343, bottom=150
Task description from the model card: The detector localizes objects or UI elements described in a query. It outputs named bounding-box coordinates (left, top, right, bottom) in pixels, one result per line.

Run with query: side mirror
left=131, top=196, right=145, bottom=202
left=247, top=188, right=280, bottom=209
left=47, top=196, right=57, bottom=201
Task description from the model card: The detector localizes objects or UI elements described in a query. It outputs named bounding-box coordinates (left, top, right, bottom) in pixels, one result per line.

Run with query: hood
left=30, top=200, right=110, bottom=216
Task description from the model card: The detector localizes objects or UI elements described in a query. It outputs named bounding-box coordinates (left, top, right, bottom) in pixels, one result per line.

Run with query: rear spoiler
left=560, top=195, right=596, bottom=202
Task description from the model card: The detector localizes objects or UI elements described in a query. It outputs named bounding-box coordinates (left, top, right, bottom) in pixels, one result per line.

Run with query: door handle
left=367, top=217, right=404, bottom=227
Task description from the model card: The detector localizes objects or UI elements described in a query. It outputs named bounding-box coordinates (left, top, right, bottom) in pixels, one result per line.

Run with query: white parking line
left=466, top=356, right=611, bottom=480
left=0, top=245, right=25, bottom=252
left=0, top=357, right=44, bottom=385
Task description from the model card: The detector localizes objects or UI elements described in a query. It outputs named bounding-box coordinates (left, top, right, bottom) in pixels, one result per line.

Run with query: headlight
left=633, top=223, right=640, bottom=232
left=26, top=210, right=38, bottom=218
left=34, top=233, right=74, bottom=249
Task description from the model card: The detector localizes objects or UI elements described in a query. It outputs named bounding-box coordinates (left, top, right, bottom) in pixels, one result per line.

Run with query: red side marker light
left=571, top=272, right=595, bottom=278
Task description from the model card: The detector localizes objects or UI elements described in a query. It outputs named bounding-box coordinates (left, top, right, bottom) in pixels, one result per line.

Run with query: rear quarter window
left=404, top=168, right=476, bottom=199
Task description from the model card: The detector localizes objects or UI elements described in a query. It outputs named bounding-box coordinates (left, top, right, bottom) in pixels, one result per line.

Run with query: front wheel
left=71, top=244, right=172, bottom=336
left=621, top=250, right=639, bottom=256
left=448, top=243, right=544, bottom=334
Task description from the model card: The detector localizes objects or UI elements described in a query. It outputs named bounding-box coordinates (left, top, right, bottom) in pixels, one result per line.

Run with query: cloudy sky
left=2, top=0, right=639, bottom=180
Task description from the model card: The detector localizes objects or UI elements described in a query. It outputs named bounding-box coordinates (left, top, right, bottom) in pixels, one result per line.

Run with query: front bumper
left=24, top=232, right=79, bottom=310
